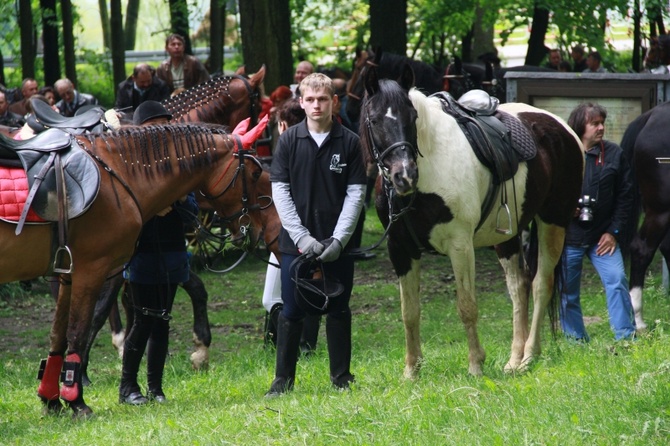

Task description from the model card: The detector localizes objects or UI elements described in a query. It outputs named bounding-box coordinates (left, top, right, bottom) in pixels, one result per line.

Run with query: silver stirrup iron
left=53, top=245, right=74, bottom=274
left=495, top=203, right=513, bottom=235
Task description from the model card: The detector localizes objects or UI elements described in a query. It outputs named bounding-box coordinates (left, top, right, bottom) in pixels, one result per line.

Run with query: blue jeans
left=560, top=244, right=636, bottom=341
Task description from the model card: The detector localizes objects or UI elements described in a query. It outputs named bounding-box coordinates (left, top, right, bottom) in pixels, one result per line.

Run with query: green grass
left=1, top=207, right=670, bottom=445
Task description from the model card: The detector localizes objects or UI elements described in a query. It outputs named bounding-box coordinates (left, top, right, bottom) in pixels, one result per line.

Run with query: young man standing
left=267, top=73, right=367, bottom=396
left=561, top=103, right=636, bottom=341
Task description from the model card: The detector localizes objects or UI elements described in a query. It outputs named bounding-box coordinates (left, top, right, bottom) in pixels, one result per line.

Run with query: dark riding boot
left=326, top=311, right=355, bottom=389
left=119, top=340, right=148, bottom=405
left=264, top=303, right=283, bottom=348
left=300, top=313, right=321, bottom=357
left=146, top=333, right=169, bottom=403
left=265, top=314, right=303, bottom=397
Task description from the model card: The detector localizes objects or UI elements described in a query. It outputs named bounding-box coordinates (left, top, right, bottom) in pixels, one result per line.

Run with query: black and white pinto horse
left=619, top=101, right=670, bottom=331
left=360, top=65, right=584, bottom=376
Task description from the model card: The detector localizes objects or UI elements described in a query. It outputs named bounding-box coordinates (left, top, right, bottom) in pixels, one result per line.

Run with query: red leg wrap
left=37, top=354, right=64, bottom=401
left=59, top=353, right=82, bottom=402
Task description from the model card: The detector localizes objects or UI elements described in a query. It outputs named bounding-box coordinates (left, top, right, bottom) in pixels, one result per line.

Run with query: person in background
left=266, top=73, right=366, bottom=396
left=54, top=78, right=99, bottom=117
left=558, top=61, right=573, bottom=72
left=571, top=45, right=588, bottom=73
left=9, top=78, right=39, bottom=117
left=560, top=102, right=636, bottom=342
left=290, top=60, right=314, bottom=96
left=38, top=86, right=57, bottom=107
left=115, top=63, right=171, bottom=113
left=583, top=51, right=607, bottom=73
left=156, top=33, right=210, bottom=94
left=0, top=90, right=25, bottom=127
left=544, top=49, right=562, bottom=70
left=118, top=101, right=198, bottom=405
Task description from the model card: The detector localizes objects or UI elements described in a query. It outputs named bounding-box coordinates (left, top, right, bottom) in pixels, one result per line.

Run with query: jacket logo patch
left=329, top=154, right=346, bottom=173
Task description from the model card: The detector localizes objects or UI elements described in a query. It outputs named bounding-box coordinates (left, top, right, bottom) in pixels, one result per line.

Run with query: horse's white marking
left=629, top=286, right=647, bottom=330
left=385, top=107, right=397, bottom=120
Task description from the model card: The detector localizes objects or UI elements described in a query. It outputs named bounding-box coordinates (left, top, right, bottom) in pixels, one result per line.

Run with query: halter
left=232, top=74, right=260, bottom=128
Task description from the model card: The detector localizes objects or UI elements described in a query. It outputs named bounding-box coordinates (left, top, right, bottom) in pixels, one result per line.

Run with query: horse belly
left=0, top=223, right=52, bottom=282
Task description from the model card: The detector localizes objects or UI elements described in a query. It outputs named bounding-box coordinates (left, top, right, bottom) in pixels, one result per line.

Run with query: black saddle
left=0, top=129, right=100, bottom=234
left=31, top=98, right=106, bottom=134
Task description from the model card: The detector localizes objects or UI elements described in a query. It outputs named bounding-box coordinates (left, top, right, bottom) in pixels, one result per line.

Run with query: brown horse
left=0, top=121, right=268, bottom=417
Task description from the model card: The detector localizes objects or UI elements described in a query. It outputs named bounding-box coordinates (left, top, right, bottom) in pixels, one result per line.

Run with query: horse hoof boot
left=119, top=391, right=148, bottom=405
left=148, top=390, right=167, bottom=403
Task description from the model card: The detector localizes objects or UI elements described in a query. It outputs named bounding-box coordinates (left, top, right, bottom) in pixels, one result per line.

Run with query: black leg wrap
left=61, top=360, right=81, bottom=387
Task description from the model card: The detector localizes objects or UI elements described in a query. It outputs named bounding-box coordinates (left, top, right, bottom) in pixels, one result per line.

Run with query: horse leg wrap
left=59, top=353, right=82, bottom=402
left=37, top=353, right=64, bottom=401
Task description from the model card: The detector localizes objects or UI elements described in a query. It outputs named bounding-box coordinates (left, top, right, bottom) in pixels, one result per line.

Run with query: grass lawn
left=1, top=206, right=669, bottom=445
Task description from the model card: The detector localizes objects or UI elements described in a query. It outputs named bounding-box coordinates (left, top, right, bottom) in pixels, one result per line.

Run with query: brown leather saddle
left=30, top=98, right=107, bottom=135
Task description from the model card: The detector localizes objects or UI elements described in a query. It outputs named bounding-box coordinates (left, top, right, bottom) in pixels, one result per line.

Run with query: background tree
left=18, top=0, right=35, bottom=81
left=208, top=0, right=226, bottom=75
left=61, top=0, right=77, bottom=84
left=41, top=0, right=60, bottom=86
left=369, top=0, right=407, bottom=55
left=110, top=0, right=126, bottom=88
left=98, top=0, right=111, bottom=51
left=124, top=0, right=141, bottom=51
left=169, top=0, right=193, bottom=54
left=525, top=2, right=550, bottom=65
left=239, top=0, right=292, bottom=90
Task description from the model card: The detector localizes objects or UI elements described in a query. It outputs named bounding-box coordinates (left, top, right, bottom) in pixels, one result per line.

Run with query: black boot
left=326, top=311, right=355, bottom=389
left=265, top=314, right=303, bottom=397
left=119, top=340, right=148, bottom=405
left=300, top=313, right=321, bottom=357
left=146, top=330, right=169, bottom=403
left=264, top=303, right=283, bottom=348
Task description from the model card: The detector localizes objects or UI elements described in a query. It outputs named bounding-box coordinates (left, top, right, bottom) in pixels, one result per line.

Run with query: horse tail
left=619, top=111, right=651, bottom=259
left=524, top=221, right=560, bottom=337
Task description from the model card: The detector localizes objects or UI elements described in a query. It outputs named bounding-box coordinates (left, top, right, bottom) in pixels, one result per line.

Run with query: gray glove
left=297, top=235, right=324, bottom=258
left=317, top=237, right=343, bottom=263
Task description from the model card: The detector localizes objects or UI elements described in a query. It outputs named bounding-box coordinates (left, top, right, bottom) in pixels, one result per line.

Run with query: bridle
left=200, top=146, right=270, bottom=240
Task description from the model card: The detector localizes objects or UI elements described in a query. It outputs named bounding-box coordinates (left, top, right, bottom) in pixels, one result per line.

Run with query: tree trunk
left=239, top=0, right=292, bottom=91
left=61, top=0, right=77, bottom=85
left=124, top=0, right=140, bottom=51
left=169, top=0, right=193, bottom=54
left=461, top=27, right=474, bottom=63
left=472, top=5, right=496, bottom=64
left=98, top=0, right=111, bottom=51
left=110, top=0, right=126, bottom=89
left=369, top=0, right=407, bottom=55
left=525, top=2, right=549, bottom=66
left=208, top=0, right=225, bottom=74
left=41, top=0, right=61, bottom=86
left=18, top=0, right=36, bottom=79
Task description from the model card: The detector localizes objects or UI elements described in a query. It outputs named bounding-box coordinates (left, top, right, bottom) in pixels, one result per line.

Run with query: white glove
left=317, top=238, right=342, bottom=263
left=297, top=235, right=324, bottom=258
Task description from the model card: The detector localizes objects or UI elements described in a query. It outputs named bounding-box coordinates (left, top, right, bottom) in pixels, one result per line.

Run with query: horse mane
left=86, top=123, right=227, bottom=176
left=163, top=75, right=238, bottom=122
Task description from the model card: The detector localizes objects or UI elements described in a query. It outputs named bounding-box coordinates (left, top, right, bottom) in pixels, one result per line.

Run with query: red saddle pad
left=0, top=166, right=46, bottom=223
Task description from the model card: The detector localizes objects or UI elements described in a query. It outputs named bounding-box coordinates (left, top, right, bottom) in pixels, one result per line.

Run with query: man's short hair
left=165, top=33, right=185, bottom=46
left=299, top=73, right=334, bottom=97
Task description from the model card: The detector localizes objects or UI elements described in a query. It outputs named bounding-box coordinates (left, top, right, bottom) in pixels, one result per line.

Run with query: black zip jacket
left=565, top=140, right=634, bottom=247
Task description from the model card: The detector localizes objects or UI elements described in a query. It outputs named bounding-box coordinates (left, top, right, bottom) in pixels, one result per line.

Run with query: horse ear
left=235, top=65, right=246, bottom=76
left=250, top=65, right=266, bottom=86
left=374, top=46, right=383, bottom=64
left=364, top=65, right=381, bottom=96
left=454, top=56, right=463, bottom=73
left=399, top=63, right=415, bottom=91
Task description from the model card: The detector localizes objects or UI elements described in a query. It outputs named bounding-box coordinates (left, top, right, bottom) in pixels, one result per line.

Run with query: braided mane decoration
left=86, top=123, right=230, bottom=177
left=163, top=75, right=236, bottom=123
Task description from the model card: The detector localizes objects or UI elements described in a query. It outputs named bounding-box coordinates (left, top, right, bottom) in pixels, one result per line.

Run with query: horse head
left=199, top=148, right=269, bottom=252
left=360, top=63, right=419, bottom=196
left=164, top=65, right=266, bottom=129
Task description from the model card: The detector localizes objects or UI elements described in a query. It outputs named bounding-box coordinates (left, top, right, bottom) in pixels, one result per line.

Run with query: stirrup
left=495, top=203, right=513, bottom=235
left=53, top=246, right=74, bottom=274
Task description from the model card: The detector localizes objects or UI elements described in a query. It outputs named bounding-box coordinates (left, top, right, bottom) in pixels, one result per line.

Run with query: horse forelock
left=89, top=124, right=228, bottom=176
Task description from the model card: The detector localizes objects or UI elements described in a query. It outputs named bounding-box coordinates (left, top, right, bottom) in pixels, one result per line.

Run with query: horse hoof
left=67, top=401, right=94, bottom=419
left=190, top=347, right=209, bottom=371
left=40, top=397, right=64, bottom=415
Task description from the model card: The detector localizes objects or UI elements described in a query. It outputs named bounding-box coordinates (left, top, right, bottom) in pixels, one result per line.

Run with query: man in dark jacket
left=54, top=78, right=99, bottom=117
left=0, top=90, right=25, bottom=127
left=561, top=102, right=636, bottom=341
left=156, top=33, right=210, bottom=94
left=114, top=63, right=171, bottom=112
